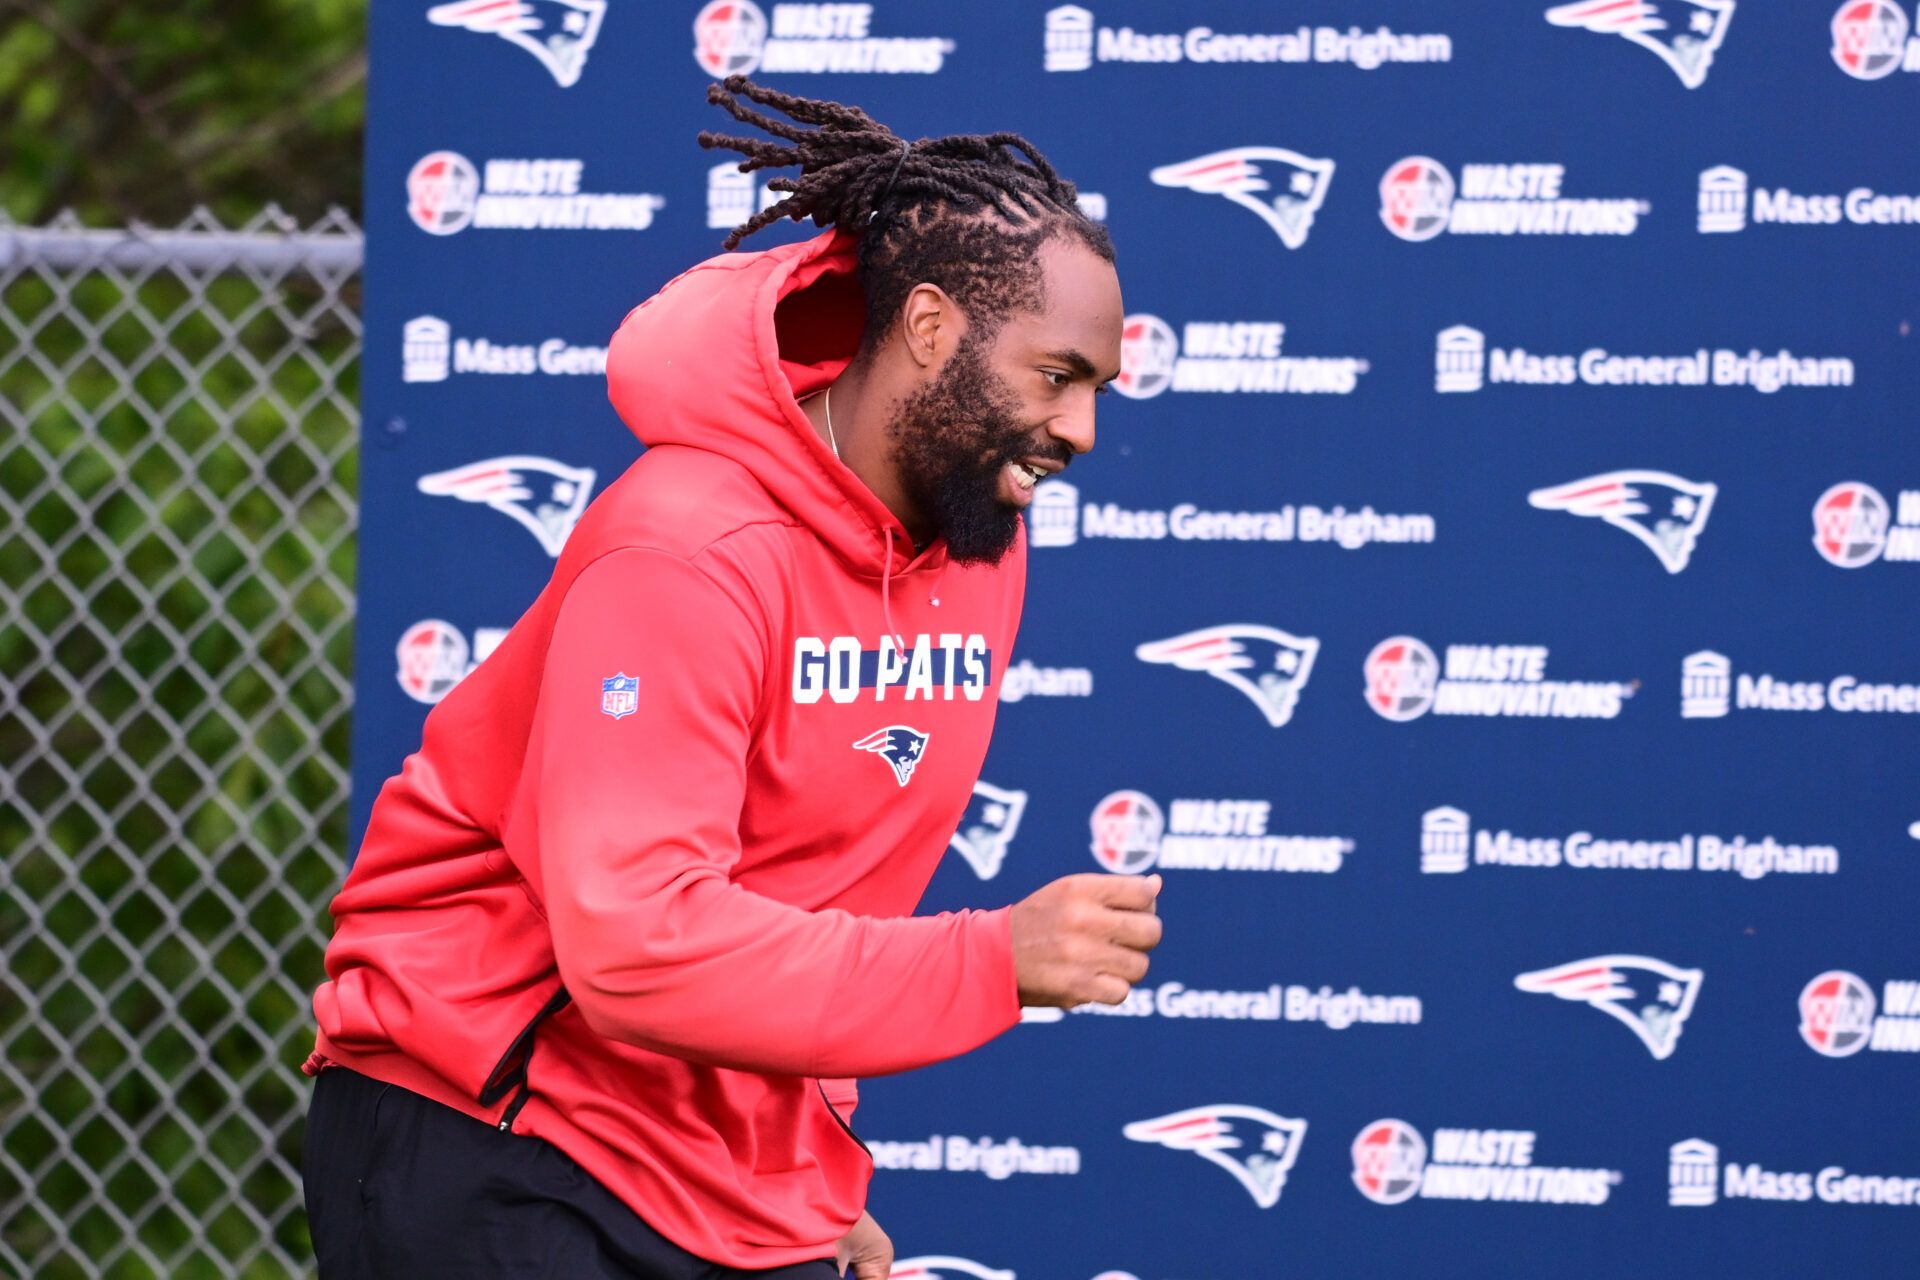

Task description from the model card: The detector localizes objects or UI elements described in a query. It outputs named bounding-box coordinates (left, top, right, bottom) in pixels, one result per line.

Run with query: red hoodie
left=308, top=230, right=1025, bottom=1267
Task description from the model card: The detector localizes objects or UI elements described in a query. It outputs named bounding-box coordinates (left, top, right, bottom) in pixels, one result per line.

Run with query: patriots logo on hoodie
left=1124, top=1105, right=1307, bottom=1208
left=947, top=782, right=1027, bottom=880
left=427, top=0, right=607, bottom=88
left=417, top=455, right=597, bottom=557
left=888, top=1259, right=1014, bottom=1280
left=1136, top=625, right=1320, bottom=728
left=1545, top=0, right=1735, bottom=89
left=1528, top=470, right=1717, bottom=574
left=852, top=726, right=929, bottom=787
left=1515, top=954, right=1704, bottom=1060
left=1149, top=147, right=1336, bottom=250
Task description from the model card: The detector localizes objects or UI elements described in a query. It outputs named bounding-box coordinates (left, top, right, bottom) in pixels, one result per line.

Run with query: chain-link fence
left=1, top=208, right=362, bottom=1279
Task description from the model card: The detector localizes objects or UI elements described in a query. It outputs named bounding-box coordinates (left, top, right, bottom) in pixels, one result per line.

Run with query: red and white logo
left=1352, top=1119, right=1428, bottom=1205
left=1123, top=1105, right=1307, bottom=1208
left=407, top=152, right=481, bottom=235
left=1812, top=481, right=1890, bottom=567
left=694, top=0, right=767, bottom=74
left=1089, top=791, right=1164, bottom=873
left=1149, top=147, right=1335, bottom=249
left=889, top=1259, right=1014, bottom=1280
left=1379, top=156, right=1455, bottom=241
left=1528, top=470, right=1717, bottom=574
left=1516, top=955, right=1702, bottom=1060
left=1545, top=0, right=1735, bottom=89
left=1363, top=636, right=1439, bottom=721
left=396, top=620, right=471, bottom=704
left=417, top=456, right=596, bottom=558
left=1135, top=625, right=1319, bottom=728
left=1831, top=1, right=1913, bottom=80
left=1798, top=971, right=1876, bottom=1057
left=1114, top=314, right=1178, bottom=399
left=427, top=0, right=607, bottom=87
left=694, top=1, right=953, bottom=77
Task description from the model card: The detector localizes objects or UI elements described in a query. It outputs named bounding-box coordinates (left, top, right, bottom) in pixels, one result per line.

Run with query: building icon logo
left=1028, top=481, right=1080, bottom=548
left=1698, top=166, right=1748, bottom=233
left=1421, top=806, right=1471, bottom=874
left=1435, top=325, right=1485, bottom=393
left=1669, top=1139, right=1719, bottom=1206
left=403, top=316, right=452, bottom=383
left=1681, top=651, right=1731, bottom=719
left=1045, top=5, right=1095, bottom=71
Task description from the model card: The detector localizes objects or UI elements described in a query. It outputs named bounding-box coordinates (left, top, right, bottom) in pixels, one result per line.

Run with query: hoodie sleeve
left=533, top=547, right=1020, bottom=1079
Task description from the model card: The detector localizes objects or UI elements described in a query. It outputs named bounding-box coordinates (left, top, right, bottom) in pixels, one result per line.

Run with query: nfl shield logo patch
left=600, top=673, right=638, bottom=720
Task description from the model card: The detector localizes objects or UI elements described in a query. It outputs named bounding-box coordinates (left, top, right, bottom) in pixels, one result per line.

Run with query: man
left=303, top=79, right=1161, bottom=1278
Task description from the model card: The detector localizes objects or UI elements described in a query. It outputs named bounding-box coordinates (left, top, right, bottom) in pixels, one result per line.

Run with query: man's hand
left=835, top=1209, right=892, bottom=1280
left=1010, top=873, right=1163, bottom=1008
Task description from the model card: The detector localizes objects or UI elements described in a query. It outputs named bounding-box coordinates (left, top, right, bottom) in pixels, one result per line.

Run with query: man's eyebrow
left=1042, top=348, right=1113, bottom=380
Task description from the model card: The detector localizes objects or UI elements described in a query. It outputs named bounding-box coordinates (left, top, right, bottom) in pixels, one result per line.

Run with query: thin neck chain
left=824, top=385, right=840, bottom=461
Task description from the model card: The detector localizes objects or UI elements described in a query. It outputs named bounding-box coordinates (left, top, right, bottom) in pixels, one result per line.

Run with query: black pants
left=303, top=1067, right=840, bottom=1280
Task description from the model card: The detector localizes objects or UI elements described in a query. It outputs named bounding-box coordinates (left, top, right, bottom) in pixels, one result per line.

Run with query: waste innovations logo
left=417, top=456, right=596, bottom=557
left=1419, top=805, right=1840, bottom=880
left=1813, top=482, right=1920, bottom=567
left=1363, top=639, right=1636, bottom=721
left=1516, top=955, right=1702, bottom=1060
left=395, top=619, right=507, bottom=704
left=1669, top=1137, right=1920, bottom=1208
left=1380, top=158, right=1649, bottom=241
left=694, top=1, right=954, bottom=76
left=946, top=781, right=1026, bottom=880
left=867, top=1132, right=1080, bottom=1180
left=1026, top=481, right=1435, bottom=552
left=1800, top=970, right=1920, bottom=1056
left=427, top=0, right=606, bottom=87
left=402, top=315, right=608, bottom=383
left=406, top=153, right=664, bottom=235
left=1830, top=1, right=1920, bottom=79
left=1695, top=164, right=1920, bottom=232
left=1041, top=6, right=1452, bottom=71
left=1433, top=324, right=1856, bottom=395
left=1679, top=649, right=1920, bottom=717
left=1044, top=976, right=1421, bottom=1029
left=1124, top=1106, right=1307, bottom=1209
left=1150, top=148, right=1334, bottom=249
left=1113, top=314, right=1368, bottom=398
left=1089, top=791, right=1352, bottom=875
left=1528, top=471, right=1717, bottom=574
left=1544, top=0, right=1734, bottom=89
left=1353, top=1119, right=1621, bottom=1206
left=1136, top=625, right=1319, bottom=727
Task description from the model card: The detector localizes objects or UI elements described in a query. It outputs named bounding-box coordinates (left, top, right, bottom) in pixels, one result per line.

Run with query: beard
left=890, top=336, right=1068, bottom=565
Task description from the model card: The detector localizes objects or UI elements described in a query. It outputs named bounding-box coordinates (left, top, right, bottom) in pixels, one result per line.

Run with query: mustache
left=992, top=434, right=1074, bottom=470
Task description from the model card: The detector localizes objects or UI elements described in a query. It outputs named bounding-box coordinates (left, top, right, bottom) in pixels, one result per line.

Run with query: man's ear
left=898, top=282, right=966, bottom=371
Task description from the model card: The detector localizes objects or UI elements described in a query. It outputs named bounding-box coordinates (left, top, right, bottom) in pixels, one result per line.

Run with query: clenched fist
left=1010, top=873, right=1163, bottom=1008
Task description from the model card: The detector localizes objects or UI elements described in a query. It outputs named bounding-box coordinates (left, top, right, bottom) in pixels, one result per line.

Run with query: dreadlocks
left=698, top=76, right=1114, bottom=349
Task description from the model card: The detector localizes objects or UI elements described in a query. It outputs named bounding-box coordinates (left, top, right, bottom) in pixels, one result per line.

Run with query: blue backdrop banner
left=355, top=3, right=1920, bottom=1275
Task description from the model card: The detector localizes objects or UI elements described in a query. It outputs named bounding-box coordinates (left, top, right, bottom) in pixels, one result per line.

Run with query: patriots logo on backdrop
left=427, top=0, right=607, bottom=87
left=1515, top=955, right=1703, bottom=1060
left=417, top=456, right=597, bottom=557
left=1545, top=0, right=1735, bottom=89
left=1123, top=1105, right=1308, bottom=1208
left=1135, top=625, right=1320, bottom=728
left=1528, top=470, right=1717, bottom=574
left=1149, top=148, right=1336, bottom=250
left=889, top=1260, right=1015, bottom=1280
left=852, top=726, right=930, bottom=787
left=948, top=782, right=1027, bottom=880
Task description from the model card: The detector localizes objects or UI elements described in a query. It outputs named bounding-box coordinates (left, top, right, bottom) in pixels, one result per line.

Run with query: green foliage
left=0, top=0, right=367, bottom=224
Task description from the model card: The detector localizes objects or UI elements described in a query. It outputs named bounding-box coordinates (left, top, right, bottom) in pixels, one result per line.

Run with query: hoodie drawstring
left=880, top=528, right=909, bottom=658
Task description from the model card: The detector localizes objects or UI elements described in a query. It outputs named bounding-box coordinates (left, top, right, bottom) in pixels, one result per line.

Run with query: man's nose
left=1049, top=399, right=1097, bottom=456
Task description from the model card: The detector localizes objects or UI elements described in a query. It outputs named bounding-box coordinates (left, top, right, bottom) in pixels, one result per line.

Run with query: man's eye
left=1042, top=370, right=1069, bottom=388
left=1095, top=381, right=1113, bottom=396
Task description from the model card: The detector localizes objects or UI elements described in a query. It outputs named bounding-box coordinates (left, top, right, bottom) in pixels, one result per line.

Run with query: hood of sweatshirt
left=605, top=229, right=928, bottom=577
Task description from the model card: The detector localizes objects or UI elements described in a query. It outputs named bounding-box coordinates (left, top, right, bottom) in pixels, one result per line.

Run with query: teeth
left=1013, top=462, right=1042, bottom=490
